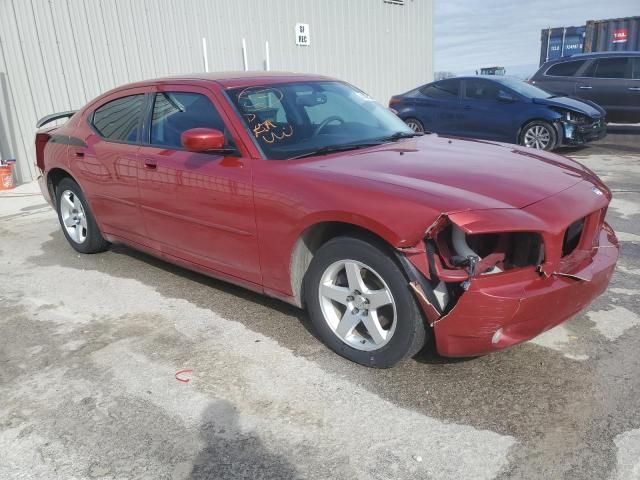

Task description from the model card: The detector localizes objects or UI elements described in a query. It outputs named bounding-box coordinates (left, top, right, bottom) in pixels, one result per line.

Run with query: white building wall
left=0, top=0, right=433, bottom=184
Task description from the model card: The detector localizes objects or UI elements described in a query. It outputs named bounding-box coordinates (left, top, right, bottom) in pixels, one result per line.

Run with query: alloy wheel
left=318, top=259, right=397, bottom=351
left=59, top=190, right=88, bottom=244
left=405, top=119, right=424, bottom=133
left=523, top=125, right=551, bottom=149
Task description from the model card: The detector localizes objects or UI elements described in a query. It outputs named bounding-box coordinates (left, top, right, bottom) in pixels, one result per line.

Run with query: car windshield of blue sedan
left=497, top=77, right=553, bottom=99
left=227, top=81, right=416, bottom=160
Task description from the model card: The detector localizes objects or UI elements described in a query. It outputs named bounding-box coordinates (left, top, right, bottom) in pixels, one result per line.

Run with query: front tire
left=404, top=117, right=425, bottom=133
left=304, top=236, right=427, bottom=368
left=55, top=178, right=109, bottom=254
left=520, top=120, right=557, bottom=151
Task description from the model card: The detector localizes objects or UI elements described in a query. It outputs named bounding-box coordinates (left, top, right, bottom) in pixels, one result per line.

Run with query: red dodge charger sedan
left=35, top=72, right=619, bottom=367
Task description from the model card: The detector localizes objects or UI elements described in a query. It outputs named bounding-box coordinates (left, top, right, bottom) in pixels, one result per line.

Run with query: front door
left=459, top=79, right=514, bottom=142
left=137, top=86, right=260, bottom=284
left=575, top=56, right=630, bottom=121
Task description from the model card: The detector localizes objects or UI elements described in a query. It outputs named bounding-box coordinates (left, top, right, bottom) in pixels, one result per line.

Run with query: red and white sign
left=612, top=28, right=628, bottom=44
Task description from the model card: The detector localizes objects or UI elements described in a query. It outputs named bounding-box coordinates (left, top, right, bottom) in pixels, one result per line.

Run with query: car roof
left=551, top=51, right=640, bottom=63
left=438, top=75, right=519, bottom=82
left=111, top=71, right=335, bottom=91
left=85, top=71, right=340, bottom=110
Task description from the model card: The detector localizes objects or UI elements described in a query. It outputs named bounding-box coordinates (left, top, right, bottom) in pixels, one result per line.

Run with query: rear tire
left=55, top=178, right=109, bottom=254
left=304, top=236, right=428, bottom=368
left=519, top=120, right=557, bottom=151
left=404, top=117, right=425, bottom=133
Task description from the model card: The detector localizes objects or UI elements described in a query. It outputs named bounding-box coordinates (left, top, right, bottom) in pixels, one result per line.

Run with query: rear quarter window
left=92, top=94, right=145, bottom=142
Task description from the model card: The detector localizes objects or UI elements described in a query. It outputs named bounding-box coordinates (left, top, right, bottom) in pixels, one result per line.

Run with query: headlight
left=563, top=111, right=588, bottom=124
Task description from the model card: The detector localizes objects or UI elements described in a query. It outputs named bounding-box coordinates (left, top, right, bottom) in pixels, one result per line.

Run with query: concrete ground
left=1, top=141, right=639, bottom=480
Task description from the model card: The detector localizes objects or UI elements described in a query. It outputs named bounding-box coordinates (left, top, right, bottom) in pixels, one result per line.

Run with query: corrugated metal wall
left=0, top=0, right=433, bottom=184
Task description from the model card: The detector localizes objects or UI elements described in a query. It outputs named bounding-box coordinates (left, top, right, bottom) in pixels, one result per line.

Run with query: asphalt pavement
left=0, top=142, right=639, bottom=479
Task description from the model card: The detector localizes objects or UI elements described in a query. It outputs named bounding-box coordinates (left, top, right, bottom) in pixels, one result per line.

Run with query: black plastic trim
left=36, top=111, right=77, bottom=128
left=395, top=251, right=444, bottom=315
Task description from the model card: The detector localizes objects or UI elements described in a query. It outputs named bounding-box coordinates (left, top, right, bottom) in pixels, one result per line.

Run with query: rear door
left=412, top=79, right=462, bottom=135
left=80, top=90, right=148, bottom=243
left=535, top=59, right=588, bottom=97
left=575, top=57, right=630, bottom=121
left=137, top=84, right=261, bottom=284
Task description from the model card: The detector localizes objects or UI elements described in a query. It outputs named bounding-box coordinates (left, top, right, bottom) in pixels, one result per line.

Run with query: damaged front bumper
left=401, top=180, right=619, bottom=357
left=556, top=118, right=606, bottom=146
left=433, top=225, right=617, bottom=356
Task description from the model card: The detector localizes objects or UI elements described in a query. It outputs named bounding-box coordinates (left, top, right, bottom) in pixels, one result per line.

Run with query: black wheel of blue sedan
left=404, top=117, right=424, bottom=134
left=520, top=120, right=557, bottom=151
left=304, top=235, right=428, bottom=368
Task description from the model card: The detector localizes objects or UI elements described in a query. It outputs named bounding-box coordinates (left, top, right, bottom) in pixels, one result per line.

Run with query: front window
left=584, top=57, right=629, bottom=79
left=464, top=79, right=502, bottom=100
left=149, top=92, right=229, bottom=149
left=227, top=81, right=414, bottom=160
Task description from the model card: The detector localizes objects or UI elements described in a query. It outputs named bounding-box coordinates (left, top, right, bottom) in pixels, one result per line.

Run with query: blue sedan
left=389, top=76, right=607, bottom=151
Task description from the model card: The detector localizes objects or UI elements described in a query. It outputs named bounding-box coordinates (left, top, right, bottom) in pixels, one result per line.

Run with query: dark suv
left=530, top=52, right=640, bottom=123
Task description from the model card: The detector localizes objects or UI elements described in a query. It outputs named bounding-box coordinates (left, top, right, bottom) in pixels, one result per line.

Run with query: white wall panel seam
left=1, top=0, right=433, bottom=183
left=47, top=0, right=73, bottom=110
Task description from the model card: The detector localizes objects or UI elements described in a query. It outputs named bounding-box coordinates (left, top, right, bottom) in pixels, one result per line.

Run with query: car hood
left=532, top=96, right=603, bottom=118
left=300, top=135, right=597, bottom=212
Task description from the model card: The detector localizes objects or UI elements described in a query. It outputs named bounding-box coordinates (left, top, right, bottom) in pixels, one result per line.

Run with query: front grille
left=562, top=218, right=585, bottom=257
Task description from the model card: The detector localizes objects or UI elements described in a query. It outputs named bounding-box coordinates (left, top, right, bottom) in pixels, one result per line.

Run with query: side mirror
left=181, top=128, right=226, bottom=152
left=497, top=91, right=516, bottom=103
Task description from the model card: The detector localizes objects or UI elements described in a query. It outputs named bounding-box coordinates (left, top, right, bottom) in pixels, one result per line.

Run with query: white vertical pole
left=242, top=38, right=248, bottom=71
left=202, top=37, right=209, bottom=72
left=265, top=40, right=270, bottom=71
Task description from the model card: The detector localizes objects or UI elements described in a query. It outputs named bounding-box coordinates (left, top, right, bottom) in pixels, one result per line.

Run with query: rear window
left=92, top=94, right=145, bottom=142
left=584, top=57, right=629, bottom=79
left=420, top=79, right=460, bottom=99
left=545, top=60, right=585, bottom=77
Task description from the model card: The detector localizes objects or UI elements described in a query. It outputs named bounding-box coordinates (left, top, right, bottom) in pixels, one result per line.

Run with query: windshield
left=497, top=77, right=552, bottom=99
left=227, top=81, right=414, bottom=160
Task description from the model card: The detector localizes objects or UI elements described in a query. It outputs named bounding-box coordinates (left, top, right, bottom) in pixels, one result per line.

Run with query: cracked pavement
left=1, top=143, right=639, bottom=479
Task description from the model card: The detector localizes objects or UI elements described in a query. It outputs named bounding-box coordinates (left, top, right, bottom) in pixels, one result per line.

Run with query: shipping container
left=539, top=16, right=640, bottom=66
left=584, top=16, right=640, bottom=53
left=539, top=26, right=586, bottom=66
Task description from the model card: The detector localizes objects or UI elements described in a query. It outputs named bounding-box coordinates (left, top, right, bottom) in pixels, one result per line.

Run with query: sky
left=434, top=0, right=639, bottom=78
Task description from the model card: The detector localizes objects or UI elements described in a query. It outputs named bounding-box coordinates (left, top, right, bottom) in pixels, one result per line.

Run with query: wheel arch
left=289, top=220, right=396, bottom=308
left=46, top=167, right=76, bottom=208
left=517, top=116, right=561, bottom=145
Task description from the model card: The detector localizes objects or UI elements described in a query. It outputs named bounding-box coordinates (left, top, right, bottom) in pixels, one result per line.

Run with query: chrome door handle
left=143, top=159, right=157, bottom=169
left=628, top=87, right=640, bottom=91
left=578, top=86, right=592, bottom=90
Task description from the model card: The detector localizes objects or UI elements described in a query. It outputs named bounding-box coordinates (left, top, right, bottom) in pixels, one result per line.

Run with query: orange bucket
left=0, top=165, right=15, bottom=190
